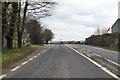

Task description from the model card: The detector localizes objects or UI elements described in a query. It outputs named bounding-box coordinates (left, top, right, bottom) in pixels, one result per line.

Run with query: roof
left=111, top=19, right=120, bottom=28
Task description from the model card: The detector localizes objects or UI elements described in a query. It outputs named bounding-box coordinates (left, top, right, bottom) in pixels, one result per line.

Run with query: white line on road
left=42, top=51, right=45, bottom=53
left=0, top=75, right=6, bottom=79
left=38, top=53, right=41, bottom=56
left=106, top=59, right=120, bottom=67
left=29, top=58, right=34, bottom=61
left=34, top=55, right=37, bottom=58
left=11, top=66, right=20, bottom=72
left=87, top=50, right=91, bottom=52
left=41, top=51, right=43, bottom=53
left=93, top=52, right=102, bottom=57
left=92, top=52, right=120, bottom=67
left=65, top=45, right=119, bottom=79
left=2, top=46, right=54, bottom=79
left=22, top=61, right=28, bottom=65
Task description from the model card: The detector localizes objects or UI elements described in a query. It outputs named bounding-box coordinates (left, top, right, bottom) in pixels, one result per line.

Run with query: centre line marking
left=11, top=66, right=20, bottom=71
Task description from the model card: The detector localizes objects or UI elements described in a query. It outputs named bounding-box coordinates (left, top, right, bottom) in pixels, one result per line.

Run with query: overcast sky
left=42, top=0, right=119, bottom=41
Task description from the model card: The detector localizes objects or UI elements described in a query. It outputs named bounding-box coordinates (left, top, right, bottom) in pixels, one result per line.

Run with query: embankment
left=85, top=32, right=120, bottom=49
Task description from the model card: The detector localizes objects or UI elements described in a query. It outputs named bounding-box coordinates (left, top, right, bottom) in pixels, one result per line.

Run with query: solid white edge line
left=11, top=66, right=20, bottom=72
left=0, top=75, right=6, bottom=79
left=65, top=45, right=119, bottom=79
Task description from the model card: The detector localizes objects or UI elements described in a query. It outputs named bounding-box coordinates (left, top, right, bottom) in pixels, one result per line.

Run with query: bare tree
left=27, top=1, right=57, bottom=20
left=26, top=19, right=43, bottom=45
left=2, top=2, right=18, bottom=49
left=17, top=1, right=28, bottom=47
left=17, top=0, right=57, bottom=47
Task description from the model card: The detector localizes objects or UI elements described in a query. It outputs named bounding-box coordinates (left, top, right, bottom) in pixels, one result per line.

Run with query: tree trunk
left=6, top=3, right=18, bottom=49
left=2, top=2, right=9, bottom=47
left=7, top=38, right=13, bottom=49
left=17, top=2, right=28, bottom=47
left=46, top=40, right=49, bottom=44
left=18, top=32, right=22, bottom=48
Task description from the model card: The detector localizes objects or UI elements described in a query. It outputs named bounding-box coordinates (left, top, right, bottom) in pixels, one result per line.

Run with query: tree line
left=2, top=1, right=56, bottom=49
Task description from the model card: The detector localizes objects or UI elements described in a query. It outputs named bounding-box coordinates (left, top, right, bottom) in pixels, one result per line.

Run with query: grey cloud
left=42, top=0, right=119, bottom=41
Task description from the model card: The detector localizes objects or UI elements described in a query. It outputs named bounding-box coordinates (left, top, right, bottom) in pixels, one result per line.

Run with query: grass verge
left=2, top=44, right=47, bottom=65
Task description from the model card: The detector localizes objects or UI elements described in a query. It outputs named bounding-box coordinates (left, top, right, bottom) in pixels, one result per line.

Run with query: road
left=5, top=44, right=113, bottom=78
left=74, top=44, right=119, bottom=64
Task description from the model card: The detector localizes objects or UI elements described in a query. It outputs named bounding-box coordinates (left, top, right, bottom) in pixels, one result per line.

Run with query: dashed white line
left=0, top=75, right=6, bottom=79
left=38, top=53, right=41, bottom=56
left=106, top=59, right=120, bottom=67
left=87, top=50, right=91, bottom=52
left=41, top=52, right=43, bottom=53
left=93, top=52, right=120, bottom=67
left=93, top=52, right=102, bottom=57
left=2, top=46, right=53, bottom=79
left=22, top=61, right=28, bottom=65
left=11, top=66, right=20, bottom=72
left=66, top=45, right=119, bottom=79
left=43, top=51, right=45, bottom=52
left=29, top=58, right=34, bottom=61
left=34, top=55, right=37, bottom=58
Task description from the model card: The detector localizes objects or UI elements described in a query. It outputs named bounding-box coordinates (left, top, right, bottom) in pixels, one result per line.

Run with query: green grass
left=30, top=44, right=47, bottom=48
left=2, top=44, right=47, bottom=64
left=83, top=44, right=119, bottom=52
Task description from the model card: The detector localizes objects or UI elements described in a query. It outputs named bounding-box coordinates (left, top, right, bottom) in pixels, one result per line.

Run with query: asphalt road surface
left=74, top=44, right=119, bottom=64
left=5, top=44, right=113, bottom=78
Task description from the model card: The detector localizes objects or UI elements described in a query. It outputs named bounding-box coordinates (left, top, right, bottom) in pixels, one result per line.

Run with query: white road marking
left=41, top=51, right=43, bottom=53
left=93, top=52, right=120, bottom=67
left=34, top=55, right=37, bottom=58
left=106, top=59, right=120, bottom=67
left=0, top=75, right=6, bottom=79
left=42, top=51, right=45, bottom=53
left=38, top=53, right=41, bottom=55
left=87, top=50, right=91, bottom=52
left=93, top=52, right=102, bottom=57
left=65, top=45, right=119, bottom=79
left=22, top=61, right=28, bottom=65
left=11, top=66, right=20, bottom=71
left=29, top=58, right=34, bottom=61
left=2, top=46, right=54, bottom=78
